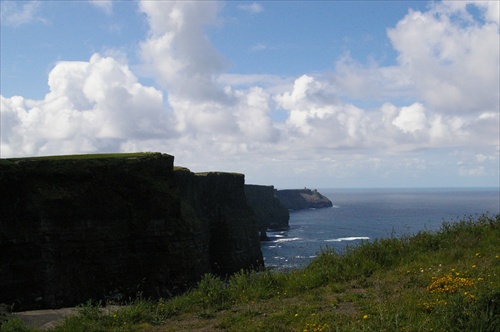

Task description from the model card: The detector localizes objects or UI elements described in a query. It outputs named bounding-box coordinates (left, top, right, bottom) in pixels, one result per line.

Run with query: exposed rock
left=0, top=153, right=263, bottom=310
left=244, top=185, right=289, bottom=235
left=276, top=188, right=333, bottom=210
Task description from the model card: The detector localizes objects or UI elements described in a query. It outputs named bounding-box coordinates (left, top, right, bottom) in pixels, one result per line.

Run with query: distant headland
left=276, top=188, right=333, bottom=210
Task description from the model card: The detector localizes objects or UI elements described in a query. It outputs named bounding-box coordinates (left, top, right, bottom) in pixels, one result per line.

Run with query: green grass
left=3, top=152, right=161, bottom=161
left=2, top=213, right=499, bottom=332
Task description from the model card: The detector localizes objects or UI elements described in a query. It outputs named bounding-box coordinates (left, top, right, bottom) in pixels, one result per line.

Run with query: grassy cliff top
left=5, top=213, right=498, bottom=331
left=173, top=167, right=244, bottom=177
left=3, top=152, right=165, bottom=161
left=0, top=152, right=175, bottom=177
left=195, top=171, right=244, bottom=177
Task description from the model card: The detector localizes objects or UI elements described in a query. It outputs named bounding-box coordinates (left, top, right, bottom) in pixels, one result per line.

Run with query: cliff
left=174, top=168, right=263, bottom=276
left=244, top=185, right=289, bottom=237
left=0, top=153, right=262, bottom=310
left=276, top=189, right=333, bottom=210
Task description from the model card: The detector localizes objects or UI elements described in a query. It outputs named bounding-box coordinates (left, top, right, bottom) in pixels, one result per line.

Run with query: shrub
left=0, top=318, right=36, bottom=332
left=195, top=274, right=230, bottom=310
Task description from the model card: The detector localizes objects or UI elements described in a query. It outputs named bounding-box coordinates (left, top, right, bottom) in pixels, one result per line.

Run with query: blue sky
left=1, top=1, right=499, bottom=189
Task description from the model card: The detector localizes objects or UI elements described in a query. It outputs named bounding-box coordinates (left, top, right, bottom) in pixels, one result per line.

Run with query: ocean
left=261, top=187, right=500, bottom=270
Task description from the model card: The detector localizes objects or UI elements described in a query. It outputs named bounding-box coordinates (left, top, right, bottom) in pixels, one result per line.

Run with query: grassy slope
left=2, top=214, right=499, bottom=332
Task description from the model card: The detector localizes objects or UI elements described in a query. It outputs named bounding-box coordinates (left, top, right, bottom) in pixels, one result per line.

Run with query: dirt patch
left=14, top=307, right=78, bottom=330
left=335, top=301, right=358, bottom=316
left=13, top=305, right=122, bottom=331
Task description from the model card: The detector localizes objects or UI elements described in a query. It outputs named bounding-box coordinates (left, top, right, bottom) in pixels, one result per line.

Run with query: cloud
left=271, top=72, right=497, bottom=156
left=1, top=0, right=498, bottom=187
left=387, top=1, right=500, bottom=114
left=88, top=0, right=113, bottom=15
left=139, top=1, right=228, bottom=102
left=0, top=1, right=47, bottom=27
left=238, top=2, right=264, bottom=14
left=1, top=54, right=173, bottom=157
left=274, top=75, right=388, bottom=150
left=217, top=73, right=292, bottom=92
left=331, top=55, right=413, bottom=102
left=1, top=1, right=281, bottom=162
left=138, top=1, right=279, bottom=147
left=251, top=43, right=267, bottom=52
left=392, top=103, right=427, bottom=134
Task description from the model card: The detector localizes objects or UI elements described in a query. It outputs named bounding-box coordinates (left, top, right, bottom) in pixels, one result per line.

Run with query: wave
left=325, top=236, right=370, bottom=242
left=275, top=237, right=301, bottom=243
left=293, top=255, right=318, bottom=259
left=270, top=234, right=285, bottom=238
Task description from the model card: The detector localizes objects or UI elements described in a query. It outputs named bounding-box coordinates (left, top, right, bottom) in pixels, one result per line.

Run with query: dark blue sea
left=261, top=188, right=500, bottom=270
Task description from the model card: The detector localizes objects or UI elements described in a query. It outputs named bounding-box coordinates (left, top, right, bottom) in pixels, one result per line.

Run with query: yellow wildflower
left=427, top=273, right=475, bottom=294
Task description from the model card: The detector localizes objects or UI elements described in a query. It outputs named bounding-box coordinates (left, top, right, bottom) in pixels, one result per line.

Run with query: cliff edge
left=175, top=168, right=264, bottom=276
left=0, top=153, right=263, bottom=310
left=245, top=185, right=289, bottom=237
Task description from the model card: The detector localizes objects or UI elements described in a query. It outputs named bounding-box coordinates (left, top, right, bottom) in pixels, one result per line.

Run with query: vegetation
left=4, top=152, right=160, bottom=161
left=2, top=213, right=499, bottom=331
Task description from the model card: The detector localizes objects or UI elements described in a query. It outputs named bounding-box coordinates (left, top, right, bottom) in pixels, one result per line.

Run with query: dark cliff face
left=276, top=189, right=333, bottom=210
left=0, top=153, right=262, bottom=310
left=175, top=169, right=264, bottom=276
left=244, top=185, right=289, bottom=232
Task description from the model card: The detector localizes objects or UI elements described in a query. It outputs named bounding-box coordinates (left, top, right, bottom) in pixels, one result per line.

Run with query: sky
left=1, top=0, right=499, bottom=189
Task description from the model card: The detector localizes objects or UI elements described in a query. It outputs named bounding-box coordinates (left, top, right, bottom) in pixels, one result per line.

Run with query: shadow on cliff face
left=244, top=184, right=290, bottom=241
left=0, top=153, right=263, bottom=311
left=175, top=169, right=264, bottom=277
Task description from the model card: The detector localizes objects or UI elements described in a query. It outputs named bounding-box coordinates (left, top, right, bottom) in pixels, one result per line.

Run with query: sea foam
left=325, top=236, right=370, bottom=242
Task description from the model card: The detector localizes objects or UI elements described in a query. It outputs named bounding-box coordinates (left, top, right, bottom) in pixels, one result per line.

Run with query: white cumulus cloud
left=1, top=0, right=498, bottom=187
left=1, top=54, right=173, bottom=157
left=392, top=103, right=427, bottom=134
left=387, top=1, right=500, bottom=114
left=139, top=1, right=227, bottom=101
